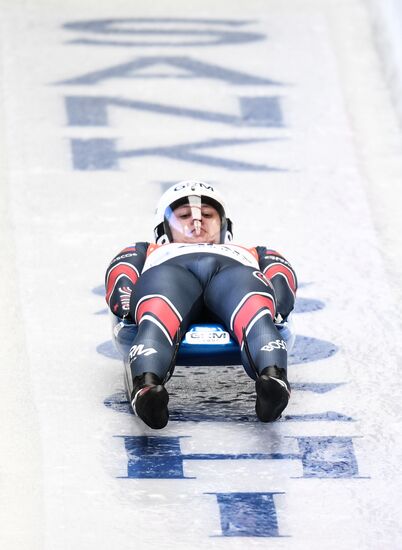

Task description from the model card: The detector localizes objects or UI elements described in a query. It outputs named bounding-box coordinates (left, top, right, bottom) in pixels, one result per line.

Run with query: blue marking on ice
left=116, top=435, right=362, bottom=479
left=207, top=492, right=285, bottom=538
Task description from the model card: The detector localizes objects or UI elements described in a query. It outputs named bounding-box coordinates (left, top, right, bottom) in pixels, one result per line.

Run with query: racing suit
left=105, top=242, right=297, bottom=381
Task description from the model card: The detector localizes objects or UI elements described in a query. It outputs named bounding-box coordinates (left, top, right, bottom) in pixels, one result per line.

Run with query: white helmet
left=154, top=180, right=233, bottom=244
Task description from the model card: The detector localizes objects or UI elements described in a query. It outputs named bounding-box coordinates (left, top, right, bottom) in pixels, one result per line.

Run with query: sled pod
left=110, top=313, right=295, bottom=367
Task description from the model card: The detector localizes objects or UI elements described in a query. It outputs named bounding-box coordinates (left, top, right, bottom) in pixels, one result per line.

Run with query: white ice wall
left=368, top=0, right=402, bottom=125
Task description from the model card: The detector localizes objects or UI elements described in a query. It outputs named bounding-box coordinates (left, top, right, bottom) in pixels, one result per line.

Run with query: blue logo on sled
left=178, top=324, right=240, bottom=366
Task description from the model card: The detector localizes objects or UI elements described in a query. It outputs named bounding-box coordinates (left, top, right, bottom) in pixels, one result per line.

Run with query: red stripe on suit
left=106, top=263, right=139, bottom=304
left=136, top=297, right=181, bottom=340
left=233, top=294, right=275, bottom=345
left=264, top=263, right=297, bottom=293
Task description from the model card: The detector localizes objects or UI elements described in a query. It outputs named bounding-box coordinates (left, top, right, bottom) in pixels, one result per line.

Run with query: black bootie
left=131, top=372, right=169, bottom=429
left=255, top=366, right=291, bottom=422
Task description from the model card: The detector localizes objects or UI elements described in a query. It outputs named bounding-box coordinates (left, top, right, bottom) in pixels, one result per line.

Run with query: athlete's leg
left=204, top=264, right=286, bottom=376
left=204, top=264, right=290, bottom=421
left=126, top=263, right=203, bottom=428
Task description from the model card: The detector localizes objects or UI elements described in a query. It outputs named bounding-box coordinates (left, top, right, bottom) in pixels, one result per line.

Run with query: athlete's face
left=169, top=204, right=221, bottom=244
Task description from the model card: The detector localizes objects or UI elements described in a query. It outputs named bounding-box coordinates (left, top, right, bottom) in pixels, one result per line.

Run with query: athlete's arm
left=256, top=246, right=298, bottom=322
left=105, top=242, right=149, bottom=319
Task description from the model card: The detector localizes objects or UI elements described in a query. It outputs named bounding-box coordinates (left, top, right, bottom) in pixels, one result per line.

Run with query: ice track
left=1, top=1, right=402, bottom=548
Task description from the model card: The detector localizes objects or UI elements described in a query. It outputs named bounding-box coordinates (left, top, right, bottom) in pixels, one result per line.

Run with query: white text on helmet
left=174, top=182, right=214, bottom=192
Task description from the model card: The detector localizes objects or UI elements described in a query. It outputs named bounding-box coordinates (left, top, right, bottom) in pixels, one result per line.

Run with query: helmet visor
left=165, top=195, right=222, bottom=243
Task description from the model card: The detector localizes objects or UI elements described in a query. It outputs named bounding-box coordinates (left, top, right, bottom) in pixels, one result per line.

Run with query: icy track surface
left=1, top=1, right=402, bottom=549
